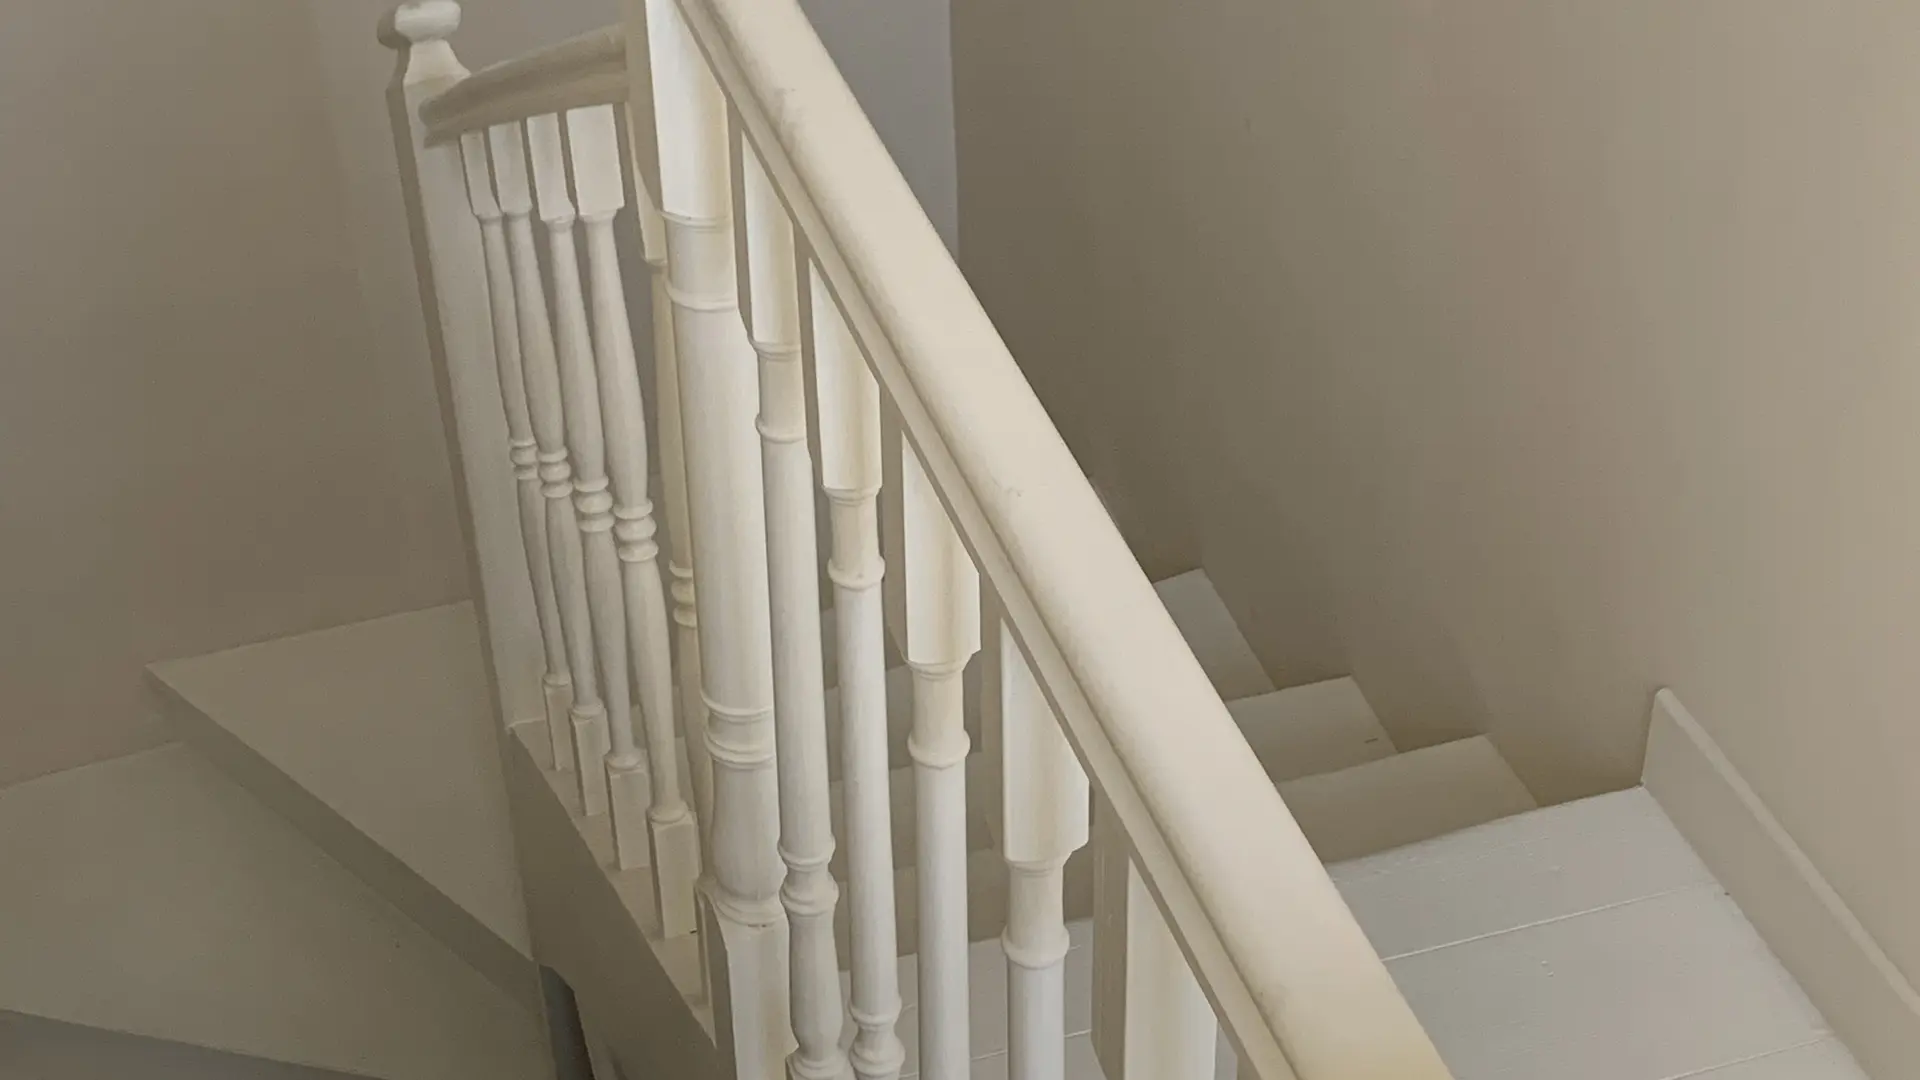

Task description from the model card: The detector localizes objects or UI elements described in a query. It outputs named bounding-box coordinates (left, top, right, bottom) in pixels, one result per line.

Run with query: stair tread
left=1277, top=735, right=1536, bottom=862
left=0, top=745, right=544, bottom=1080
left=147, top=603, right=529, bottom=1007
left=1229, top=676, right=1396, bottom=782
left=1329, top=788, right=1713, bottom=958
left=1325, top=786, right=1866, bottom=1080
left=1376, top=882, right=1854, bottom=1080
left=1153, top=570, right=1274, bottom=701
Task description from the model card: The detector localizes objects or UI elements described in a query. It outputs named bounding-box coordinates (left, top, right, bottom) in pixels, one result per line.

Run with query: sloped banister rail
left=421, top=26, right=626, bottom=145
left=667, top=1, right=1453, bottom=1077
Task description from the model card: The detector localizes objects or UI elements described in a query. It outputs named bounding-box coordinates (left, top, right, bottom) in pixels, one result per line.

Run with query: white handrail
left=665, top=1, right=1452, bottom=1077
left=421, top=26, right=625, bottom=145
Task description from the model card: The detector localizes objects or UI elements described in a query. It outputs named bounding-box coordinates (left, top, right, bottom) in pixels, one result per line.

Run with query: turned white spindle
left=458, top=128, right=575, bottom=769
left=741, top=148, right=849, bottom=1080
left=485, top=121, right=611, bottom=816
left=1123, top=863, right=1219, bottom=1080
left=813, top=263, right=904, bottom=1080
left=622, top=0, right=712, bottom=851
left=1000, top=626, right=1091, bottom=1080
left=567, top=103, right=702, bottom=931
left=644, top=0, right=788, bottom=1071
left=526, top=112, right=641, bottom=852
left=904, top=448, right=980, bottom=1080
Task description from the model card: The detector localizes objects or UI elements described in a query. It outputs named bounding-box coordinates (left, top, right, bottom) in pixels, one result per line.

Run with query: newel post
left=384, top=1, right=543, bottom=730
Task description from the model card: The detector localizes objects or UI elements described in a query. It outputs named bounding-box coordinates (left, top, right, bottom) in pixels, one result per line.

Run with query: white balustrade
left=566, top=102, right=702, bottom=931
left=813, top=261, right=904, bottom=1080
left=402, top=6, right=1461, bottom=1080
left=1001, top=625, right=1090, bottom=1080
left=456, top=127, right=577, bottom=771
left=644, top=0, right=789, bottom=1072
left=525, top=111, right=640, bottom=854
left=740, top=147, right=850, bottom=1080
left=904, top=448, right=980, bottom=1080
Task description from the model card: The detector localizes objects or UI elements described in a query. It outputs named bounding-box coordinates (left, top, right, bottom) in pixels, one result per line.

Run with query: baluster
left=386, top=3, right=545, bottom=733
left=741, top=147, right=850, bottom=1080
left=813, top=264, right=904, bottom=1080
left=487, top=121, right=610, bottom=814
left=622, top=0, right=712, bottom=860
left=457, top=128, right=576, bottom=770
left=653, top=251, right=713, bottom=840
left=1117, top=863, right=1220, bottom=1080
left=644, top=0, right=788, bottom=1072
left=904, top=448, right=980, bottom=1080
left=567, top=103, right=702, bottom=931
left=525, top=112, right=642, bottom=853
left=1000, top=626, right=1091, bottom=1080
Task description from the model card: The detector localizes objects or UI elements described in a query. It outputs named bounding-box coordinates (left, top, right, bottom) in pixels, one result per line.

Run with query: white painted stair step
left=0, top=745, right=545, bottom=1080
left=1151, top=570, right=1274, bottom=701
left=147, top=603, right=532, bottom=1010
left=1276, top=735, right=1536, bottom=862
left=1329, top=789, right=1869, bottom=1080
left=1228, top=676, right=1396, bottom=782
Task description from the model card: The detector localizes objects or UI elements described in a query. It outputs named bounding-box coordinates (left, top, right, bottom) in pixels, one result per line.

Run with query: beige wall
left=955, top=1, right=1920, bottom=982
left=0, top=0, right=469, bottom=787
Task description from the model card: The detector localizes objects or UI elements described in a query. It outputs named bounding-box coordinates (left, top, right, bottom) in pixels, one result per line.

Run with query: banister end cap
left=392, top=1, right=461, bottom=47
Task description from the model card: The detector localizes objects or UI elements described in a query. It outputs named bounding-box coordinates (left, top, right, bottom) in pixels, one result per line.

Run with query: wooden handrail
left=661, top=0, right=1454, bottom=1077
left=420, top=26, right=626, bottom=145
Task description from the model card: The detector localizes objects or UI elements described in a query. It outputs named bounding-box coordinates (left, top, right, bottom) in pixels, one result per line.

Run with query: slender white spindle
left=622, top=0, right=712, bottom=853
left=1091, top=792, right=1219, bottom=1080
left=904, top=448, right=980, bottom=1080
left=644, top=0, right=788, bottom=1071
left=486, top=121, right=610, bottom=815
left=1000, top=626, right=1091, bottom=1080
left=457, top=128, right=576, bottom=770
left=654, top=260, right=711, bottom=838
left=568, top=103, right=703, bottom=930
left=813, top=263, right=904, bottom=1080
left=740, top=148, right=850, bottom=1080
left=1128, top=864, right=1218, bottom=1080
left=525, top=113, right=642, bottom=853
left=386, top=3, right=544, bottom=734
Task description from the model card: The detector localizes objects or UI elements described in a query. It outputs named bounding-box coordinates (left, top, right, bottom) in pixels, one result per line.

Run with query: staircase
left=0, top=1, right=1894, bottom=1078
left=0, top=566, right=1863, bottom=1080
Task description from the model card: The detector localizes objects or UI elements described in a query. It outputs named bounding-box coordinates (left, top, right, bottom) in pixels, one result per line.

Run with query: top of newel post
left=393, top=0, right=461, bottom=46
left=389, top=1, right=468, bottom=86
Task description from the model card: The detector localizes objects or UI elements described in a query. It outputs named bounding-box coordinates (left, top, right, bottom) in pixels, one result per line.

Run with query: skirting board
left=1644, top=689, right=1920, bottom=1080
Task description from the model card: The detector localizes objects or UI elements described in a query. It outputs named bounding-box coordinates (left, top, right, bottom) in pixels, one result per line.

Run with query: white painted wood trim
left=1645, top=689, right=1920, bottom=1080
left=421, top=26, right=628, bottom=146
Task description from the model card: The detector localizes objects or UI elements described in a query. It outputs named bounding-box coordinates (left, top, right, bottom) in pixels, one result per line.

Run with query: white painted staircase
left=0, top=569, right=1872, bottom=1079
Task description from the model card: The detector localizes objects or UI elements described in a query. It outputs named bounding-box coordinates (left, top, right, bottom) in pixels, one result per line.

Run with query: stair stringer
left=498, top=721, right=722, bottom=1080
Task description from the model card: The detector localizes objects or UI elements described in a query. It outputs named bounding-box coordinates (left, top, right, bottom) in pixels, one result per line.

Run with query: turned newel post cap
left=393, top=0, right=462, bottom=46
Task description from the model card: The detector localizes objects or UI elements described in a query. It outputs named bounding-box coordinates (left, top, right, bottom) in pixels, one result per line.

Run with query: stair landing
left=148, top=602, right=533, bottom=1009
